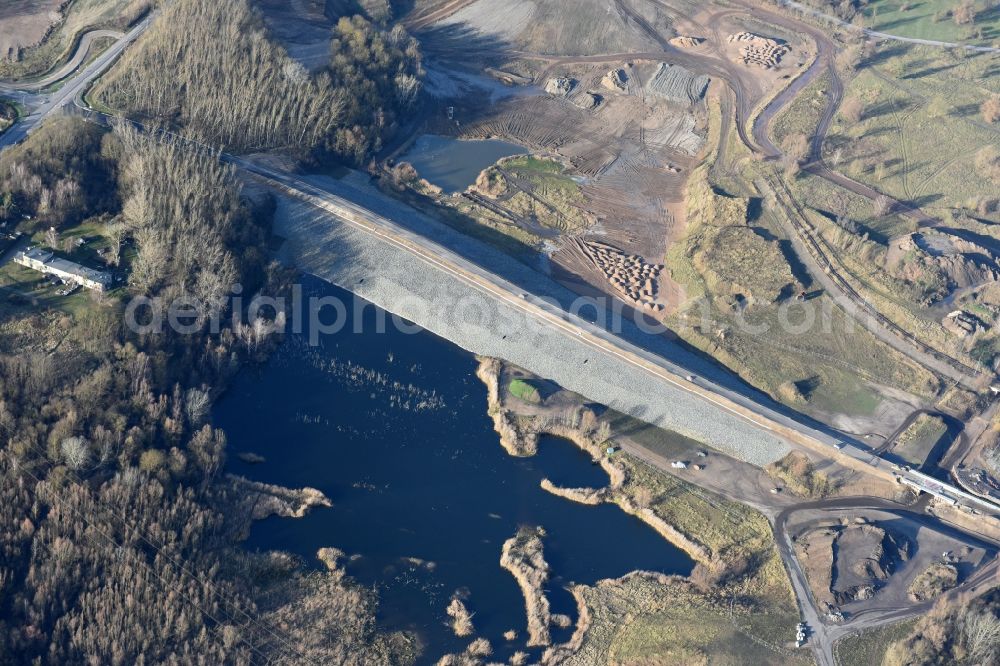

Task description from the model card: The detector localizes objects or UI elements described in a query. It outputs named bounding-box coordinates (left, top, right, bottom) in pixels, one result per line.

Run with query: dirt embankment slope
left=0, top=1, right=63, bottom=59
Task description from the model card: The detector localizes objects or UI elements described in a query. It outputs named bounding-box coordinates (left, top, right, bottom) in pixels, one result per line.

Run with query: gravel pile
left=646, top=63, right=710, bottom=105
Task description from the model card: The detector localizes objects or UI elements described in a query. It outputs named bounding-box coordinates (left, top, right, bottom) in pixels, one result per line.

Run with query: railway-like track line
left=762, top=171, right=983, bottom=386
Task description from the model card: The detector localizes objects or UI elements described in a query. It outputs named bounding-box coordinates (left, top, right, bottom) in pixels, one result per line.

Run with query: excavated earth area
left=887, top=231, right=1000, bottom=297
left=409, top=0, right=820, bottom=322
left=795, top=520, right=912, bottom=608
left=789, top=510, right=993, bottom=616
left=255, top=0, right=333, bottom=72
left=433, top=0, right=664, bottom=55
left=0, top=0, right=62, bottom=61
left=447, top=59, right=707, bottom=314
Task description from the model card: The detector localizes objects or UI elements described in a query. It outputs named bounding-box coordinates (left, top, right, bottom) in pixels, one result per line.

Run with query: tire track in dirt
left=403, top=0, right=479, bottom=31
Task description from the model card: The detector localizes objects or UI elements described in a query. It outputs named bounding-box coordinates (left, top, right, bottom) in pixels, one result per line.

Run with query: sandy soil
left=426, top=58, right=706, bottom=315
left=409, top=0, right=819, bottom=325
left=435, top=0, right=662, bottom=56
left=0, top=0, right=63, bottom=59
left=255, top=0, right=331, bottom=72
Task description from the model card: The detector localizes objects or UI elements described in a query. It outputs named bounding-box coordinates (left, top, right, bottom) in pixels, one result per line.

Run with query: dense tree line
left=112, top=122, right=267, bottom=311
left=326, top=16, right=423, bottom=162
left=0, top=118, right=408, bottom=663
left=93, top=0, right=422, bottom=162
left=0, top=117, right=117, bottom=231
left=883, top=589, right=1000, bottom=665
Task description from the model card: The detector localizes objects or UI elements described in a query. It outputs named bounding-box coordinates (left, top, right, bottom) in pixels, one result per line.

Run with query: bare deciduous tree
left=964, top=609, right=1000, bottom=662
left=60, top=436, right=90, bottom=471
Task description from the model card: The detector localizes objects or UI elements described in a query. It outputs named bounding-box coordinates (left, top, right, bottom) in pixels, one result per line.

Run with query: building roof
left=46, top=257, right=112, bottom=286
left=17, top=246, right=111, bottom=286
left=19, top=247, right=54, bottom=263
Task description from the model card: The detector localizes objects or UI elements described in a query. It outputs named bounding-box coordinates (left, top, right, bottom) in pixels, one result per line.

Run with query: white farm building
left=15, top=247, right=111, bottom=292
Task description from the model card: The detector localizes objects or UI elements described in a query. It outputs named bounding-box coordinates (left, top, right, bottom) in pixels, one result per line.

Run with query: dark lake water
left=214, top=276, right=694, bottom=663
left=398, top=134, right=528, bottom=193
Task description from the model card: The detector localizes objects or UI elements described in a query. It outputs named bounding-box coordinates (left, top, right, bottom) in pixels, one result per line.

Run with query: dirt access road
left=730, top=1, right=984, bottom=389
left=777, top=0, right=1000, bottom=53
left=746, top=2, right=937, bottom=225
left=610, top=2, right=985, bottom=387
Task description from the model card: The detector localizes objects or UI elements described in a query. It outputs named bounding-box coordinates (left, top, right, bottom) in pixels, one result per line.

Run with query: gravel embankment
left=270, top=172, right=793, bottom=467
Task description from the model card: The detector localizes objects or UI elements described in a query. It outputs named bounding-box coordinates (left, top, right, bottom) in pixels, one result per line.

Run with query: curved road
left=747, top=2, right=937, bottom=225
left=0, top=14, right=154, bottom=150
left=1, top=29, right=125, bottom=91
left=9, top=4, right=996, bottom=665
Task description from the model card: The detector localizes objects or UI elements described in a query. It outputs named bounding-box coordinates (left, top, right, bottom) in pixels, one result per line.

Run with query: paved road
left=10, top=3, right=998, bottom=660
left=0, top=14, right=154, bottom=150
left=240, top=158, right=855, bottom=453
left=0, top=29, right=125, bottom=91
left=776, top=0, right=1000, bottom=53
left=229, top=157, right=1000, bottom=516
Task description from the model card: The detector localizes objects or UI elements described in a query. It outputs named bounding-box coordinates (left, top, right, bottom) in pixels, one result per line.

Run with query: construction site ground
left=404, top=0, right=819, bottom=319
left=786, top=506, right=994, bottom=620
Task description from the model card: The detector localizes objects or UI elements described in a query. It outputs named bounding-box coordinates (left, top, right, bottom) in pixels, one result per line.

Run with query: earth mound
left=795, top=520, right=910, bottom=607
left=886, top=231, right=1000, bottom=305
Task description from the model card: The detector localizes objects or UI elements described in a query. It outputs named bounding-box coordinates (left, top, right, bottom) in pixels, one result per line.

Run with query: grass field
left=825, top=43, right=1000, bottom=215
left=0, top=217, right=126, bottom=319
left=802, top=202, right=979, bottom=364
left=494, top=365, right=809, bottom=665
left=666, top=165, right=937, bottom=419
left=556, top=432, right=808, bottom=666
left=771, top=70, right=833, bottom=147
left=0, top=261, right=101, bottom=320
left=602, top=594, right=810, bottom=666
left=833, top=618, right=917, bottom=666
left=507, top=377, right=542, bottom=403
left=892, top=413, right=948, bottom=467
left=861, top=0, right=1000, bottom=45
